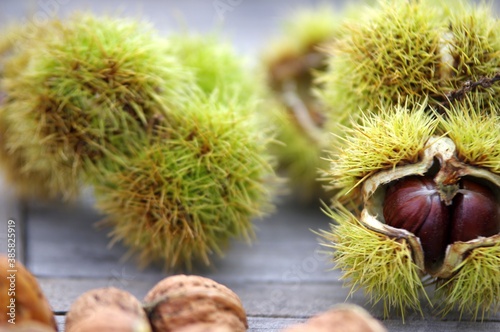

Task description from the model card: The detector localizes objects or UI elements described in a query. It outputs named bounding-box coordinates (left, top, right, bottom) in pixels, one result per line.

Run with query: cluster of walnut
left=0, top=258, right=386, bottom=332
left=65, top=275, right=248, bottom=332
left=65, top=276, right=387, bottom=332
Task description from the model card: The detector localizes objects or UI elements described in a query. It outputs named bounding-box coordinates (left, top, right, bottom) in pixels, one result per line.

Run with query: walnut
left=0, top=322, right=56, bottom=331
left=143, top=275, right=247, bottom=332
left=175, top=323, right=234, bottom=332
left=283, top=305, right=387, bottom=332
left=0, top=255, right=57, bottom=330
left=65, top=287, right=151, bottom=332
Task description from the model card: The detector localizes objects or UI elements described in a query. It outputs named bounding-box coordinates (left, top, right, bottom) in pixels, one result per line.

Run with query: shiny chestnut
left=383, top=175, right=500, bottom=270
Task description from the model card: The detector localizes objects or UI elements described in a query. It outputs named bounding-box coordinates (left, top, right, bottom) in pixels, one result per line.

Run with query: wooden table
left=1, top=1, right=500, bottom=331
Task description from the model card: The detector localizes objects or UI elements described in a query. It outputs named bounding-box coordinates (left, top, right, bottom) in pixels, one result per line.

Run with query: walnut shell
left=283, top=305, right=387, bottom=332
left=0, top=255, right=57, bottom=330
left=65, top=287, right=150, bottom=332
left=175, top=323, right=233, bottom=332
left=143, top=275, right=247, bottom=332
left=66, top=307, right=152, bottom=332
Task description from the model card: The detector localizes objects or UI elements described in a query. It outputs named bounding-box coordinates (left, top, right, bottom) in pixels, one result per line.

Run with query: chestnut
left=320, top=113, right=500, bottom=317
left=451, top=179, right=500, bottom=243
left=384, top=175, right=499, bottom=270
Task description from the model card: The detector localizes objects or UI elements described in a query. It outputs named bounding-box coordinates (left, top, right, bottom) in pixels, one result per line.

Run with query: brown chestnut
left=383, top=175, right=499, bottom=270
left=451, top=179, right=499, bottom=243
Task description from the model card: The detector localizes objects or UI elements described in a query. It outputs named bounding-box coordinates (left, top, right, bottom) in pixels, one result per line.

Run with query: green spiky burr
left=90, top=33, right=277, bottom=269
left=93, top=93, right=275, bottom=269
left=0, top=22, right=81, bottom=199
left=259, top=5, right=344, bottom=202
left=320, top=95, right=500, bottom=318
left=321, top=95, right=500, bottom=319
left=317, top=0, right=500, bottom=320
left=1, top=17, right=278, bottom=268
left=318, top=0, right=500, bottom=129
left=0, top=14, right=191, bottom=200
left=167, top=33, right=257, bottom=106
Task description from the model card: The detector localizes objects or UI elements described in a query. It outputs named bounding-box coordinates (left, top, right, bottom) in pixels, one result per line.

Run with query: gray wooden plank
left=382, top=320, right=500, bottom=332
left=39, top=277, right=159, bottom=314
left=25, top=198, right=332, bottom=282
left=55, top=316, right=65, bottom=332
left=248, top=317, right=306, bottom=332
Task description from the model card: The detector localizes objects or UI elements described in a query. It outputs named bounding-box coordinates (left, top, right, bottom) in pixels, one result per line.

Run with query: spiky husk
left=88, top=30, right=278, bottom=268
left=436, top=242, right=500, bottom=320
left=0, top=21, right=81, bottom=199
left=325, top=95, right=500, bottom=201
left=167, top=33, right=258, bottom=106
left=2, top=17, right=278, bottom=268
left=320, top=97, right=499, bottom=318
left=318, top=0, right=500, bottom=128
left=1, top=14, right=191, bottom=199
left=0, top=119, right=80, bottom=199
left=268, top=101, right=329, bottom=200
left=326, top=100, right=438, bottom=199
left=322, top=99, right=500, bottom=218
left=319, top=204, right=428, bottom=318
left=260, top=5, right=342, bottom=202
left=318, top=0, right=500, bottom=320
left=439, top=95, right=500, bottom=174
left=93, top=93, right=276, bottom=268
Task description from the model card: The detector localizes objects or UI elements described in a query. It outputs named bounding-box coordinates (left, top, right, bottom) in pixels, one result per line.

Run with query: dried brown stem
left=437, top=72, right=500, bottom=114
